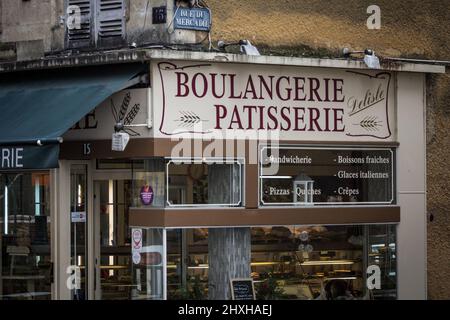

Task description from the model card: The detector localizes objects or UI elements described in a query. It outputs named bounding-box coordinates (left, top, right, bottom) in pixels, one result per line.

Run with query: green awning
left=0, top=63, right=146, bottom=171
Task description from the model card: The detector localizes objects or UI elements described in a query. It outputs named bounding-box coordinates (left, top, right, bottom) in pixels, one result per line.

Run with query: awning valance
left=0, top=63, right=146, bottom=171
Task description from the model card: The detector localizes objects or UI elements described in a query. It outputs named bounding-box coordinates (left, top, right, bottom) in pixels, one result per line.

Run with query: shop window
left=149, top=224, right=396, bottom=300
left=260, top=146, right=395, bottom=206
left=132, top=159, right=166, bottom=208
left=166, top=229, right=209, bottom=300
left=166, top=159, right=243, bottom=207
left=131, top=228, right=165, bottom=300
left=250, top=224, right=397, bottom=300
left=0, top=172, right=52, bottom=300
left=131, top=158, right=244, bottom=208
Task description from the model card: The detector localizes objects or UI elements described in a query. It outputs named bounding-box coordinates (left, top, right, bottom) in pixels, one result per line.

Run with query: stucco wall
left=1, top=0, right=57, bottom=51
left=208, top=0, right=449, bottom=59
left=426, top=73, right=450, bottom=300
left=0, top=0, right=204, bottom=54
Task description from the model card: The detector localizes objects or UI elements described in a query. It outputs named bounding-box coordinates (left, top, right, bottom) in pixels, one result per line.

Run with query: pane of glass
left=97, top=159, right=133, bottom=170
left=166, top=160, right=242, bottom=207
left=166, top=229, right=182, bottom=299
left=366, top=224, right=397, bottom=299
left=132, top=159, right=166, bottom=208
left=0, top=172, right=52, bottom=300
left=250, top=224, right=397, bottom=300
left=261, top=147, right=394, bottom=206
left=131, top=228, right=164, bottom=300
left=70, top=164, right=88, bottom=300
left=162, top=225, right=396, bottom=300
left=167, top=229, right=208, bottom=300
left=98, top=179, right=133, bottom=300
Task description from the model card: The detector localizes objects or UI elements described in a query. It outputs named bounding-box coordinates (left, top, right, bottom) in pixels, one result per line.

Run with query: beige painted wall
left=208, top=0, right=449, bottom=59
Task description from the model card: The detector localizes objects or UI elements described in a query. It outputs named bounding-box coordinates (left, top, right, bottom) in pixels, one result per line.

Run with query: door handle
left=94, top=258, right=97, bottom=291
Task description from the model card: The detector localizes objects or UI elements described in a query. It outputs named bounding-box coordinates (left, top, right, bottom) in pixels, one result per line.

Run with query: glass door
left=70, top=164, right=89, bottom=300
left=94, top=178, right=134, bottom=300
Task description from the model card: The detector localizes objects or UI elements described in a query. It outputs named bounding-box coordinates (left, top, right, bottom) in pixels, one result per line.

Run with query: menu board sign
left=260, top=146, right=394, bottom=205
left=230, top=278, right=255, bottom=300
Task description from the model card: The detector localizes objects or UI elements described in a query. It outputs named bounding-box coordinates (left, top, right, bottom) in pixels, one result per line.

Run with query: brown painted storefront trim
left=60, top=138, right=399, bottom=160
left=129, top=206, right=400, bottom=228
left=246, top=164, right=259, bottom=209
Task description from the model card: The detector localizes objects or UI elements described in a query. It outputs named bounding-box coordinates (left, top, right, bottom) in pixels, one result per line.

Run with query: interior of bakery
left=130, top=224, right=397, bottom=300
left=160, top=225, right=396, bottom=300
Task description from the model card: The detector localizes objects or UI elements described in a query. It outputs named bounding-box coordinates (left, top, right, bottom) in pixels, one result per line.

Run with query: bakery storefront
left=1, top=51, right=442, bottom=300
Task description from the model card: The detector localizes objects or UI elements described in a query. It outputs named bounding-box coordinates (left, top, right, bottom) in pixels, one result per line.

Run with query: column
left=207, top=163, right=251, bottom=300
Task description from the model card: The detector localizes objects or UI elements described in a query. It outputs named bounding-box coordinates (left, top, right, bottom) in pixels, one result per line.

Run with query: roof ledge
left=0, top=48, right=446, bottom=74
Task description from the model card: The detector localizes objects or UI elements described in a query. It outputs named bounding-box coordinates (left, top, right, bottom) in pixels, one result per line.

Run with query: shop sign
left=132, top=252, right=141, bottom=265
left=139, top=172, right=165, bottom=207
left=153, top=61, right=395, bottom=142
left=132, top=228, right=143, bottom=265
left=132, top=228, right=143, bottom=252
left=64, top=89, right=149, bottom=141
left=71, top=211, right=86, bottom=223
left=0, top=145, right=59, bottom=170
left=140, top=185, right=154, bottom=205
left=174, top=7, right=211, bottom=32
left=260, top=146, right=394, bottom=205
left=230, top=278, right=256, bottom=300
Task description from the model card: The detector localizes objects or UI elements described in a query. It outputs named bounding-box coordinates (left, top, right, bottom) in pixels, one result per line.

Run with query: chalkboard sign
left=230, top=278, right=255, bottom=300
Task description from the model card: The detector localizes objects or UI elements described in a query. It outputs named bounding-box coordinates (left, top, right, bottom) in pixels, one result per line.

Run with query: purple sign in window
left=140, top=185, right=154, bottom=205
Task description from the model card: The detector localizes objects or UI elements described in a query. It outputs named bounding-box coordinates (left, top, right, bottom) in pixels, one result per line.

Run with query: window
left=131, top=228, right=165, bottom=300
left=131, top=158, right=244, bottom=208
left=166, top=159, right=243, bottom=207
left=166, top=229, right=209, bottom=300
left=132, top=158, right=166, bottom=208
left=155, top=224, right=397, bottom=300
left=0, top=172, right=52, bottom=300
left=250, top=224, right=397, bottom=300
left=65, top=0, right=126, bottom=49
left=260, top=146, right=395, bottom=206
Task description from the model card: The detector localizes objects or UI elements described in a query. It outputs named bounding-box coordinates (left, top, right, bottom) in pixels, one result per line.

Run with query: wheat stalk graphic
left=111, top=92, right=141, bottom=136
left=175, top=111, right=205, bottom=128
left=354, top=116, right=382, bottom=132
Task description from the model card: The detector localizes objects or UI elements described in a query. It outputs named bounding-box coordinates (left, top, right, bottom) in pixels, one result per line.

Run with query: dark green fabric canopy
left=0, top=63, right=146, bottom=170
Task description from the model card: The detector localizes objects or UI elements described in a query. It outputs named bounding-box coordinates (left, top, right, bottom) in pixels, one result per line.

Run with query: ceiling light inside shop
left=300, top=260, right=355, bottom=266
left=325, top=277, right=357, bottom=281
left=260, top=176, right=293, bottom=179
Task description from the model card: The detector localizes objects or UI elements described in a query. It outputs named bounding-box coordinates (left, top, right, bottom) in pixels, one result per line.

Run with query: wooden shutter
left=96, top=0, right=126, bottom=48
left=65, top=0, right=94, bottom=49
